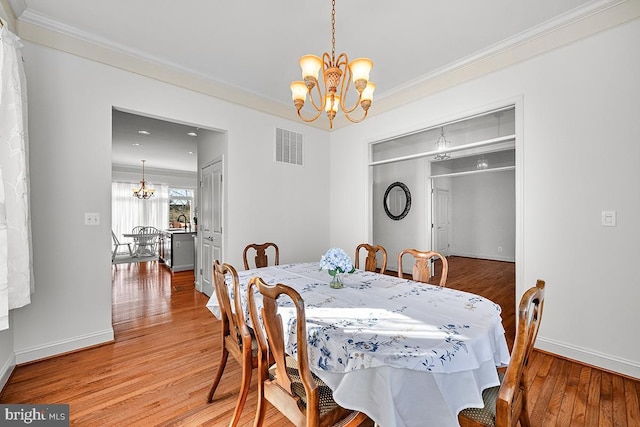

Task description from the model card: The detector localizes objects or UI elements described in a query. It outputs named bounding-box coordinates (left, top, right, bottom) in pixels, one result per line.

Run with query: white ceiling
left=4, top=0, right=608, bottom=172
left=111, top=109, right=199, bottom=173
left=7, top=0, right=597, bottom=107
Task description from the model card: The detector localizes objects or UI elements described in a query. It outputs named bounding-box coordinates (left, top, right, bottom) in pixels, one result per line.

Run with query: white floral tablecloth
left=206, top=262, right=510, bottom=427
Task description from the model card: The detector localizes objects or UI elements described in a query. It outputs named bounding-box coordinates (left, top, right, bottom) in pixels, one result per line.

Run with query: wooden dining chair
left=247, top=277, right=369, bottom=427
left=355, top=243, right=387, bottom=274
left=207, top=260, right=259, bottom=427
left=458, top=280, right=546, bottom=427
left=243, top=242, right=279, bottom=270
left=397, top=249, right=449, bottom=287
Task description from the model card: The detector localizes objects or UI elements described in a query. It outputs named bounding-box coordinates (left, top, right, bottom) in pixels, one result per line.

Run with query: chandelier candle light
left=132, top=159, right=155, bottom=199
left=290, top=0, right=375, bottom=129
left=434, top=127, right=451, bottom=161
left=319, top=248, right=355, bottom=289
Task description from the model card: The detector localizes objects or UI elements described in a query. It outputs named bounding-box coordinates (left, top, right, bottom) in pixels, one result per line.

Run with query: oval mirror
left=383, top=182, right=411, bottom=220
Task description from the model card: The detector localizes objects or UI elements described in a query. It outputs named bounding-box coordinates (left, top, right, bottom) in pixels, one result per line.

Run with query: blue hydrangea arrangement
left=319, top=248, right=355, bottom=276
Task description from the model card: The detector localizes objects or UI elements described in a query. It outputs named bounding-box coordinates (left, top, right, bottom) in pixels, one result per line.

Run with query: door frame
left=368, top=98, right=523, bottom=287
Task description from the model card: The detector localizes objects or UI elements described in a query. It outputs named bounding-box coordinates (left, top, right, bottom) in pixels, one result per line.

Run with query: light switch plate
left=601, top=211, right=616, bottom=227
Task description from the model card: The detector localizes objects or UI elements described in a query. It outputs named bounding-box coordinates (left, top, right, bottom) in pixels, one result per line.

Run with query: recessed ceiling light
left=138, top=130, right=150, bottom=135
left=187, top=151, right=195, bottom=155
left=187, top=132, right=197, bottom=137
left=132, top=143, right=141, bottom=147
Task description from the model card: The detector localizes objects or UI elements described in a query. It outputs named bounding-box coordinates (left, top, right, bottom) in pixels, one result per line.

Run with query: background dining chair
left=397, top=249, right=449, bottom=287
left=136, top=226, right=160, bottom=257
left=243, top=242, right=279, bottom=270
left=207, top=261, right=258, bottom=427
left=458, top=280, right=546, bottom=427
left=111, top=230, right=133, bottom=261
left=247, top=277, right=369, bottom=427
left=355, top=243, right=387, bottom=274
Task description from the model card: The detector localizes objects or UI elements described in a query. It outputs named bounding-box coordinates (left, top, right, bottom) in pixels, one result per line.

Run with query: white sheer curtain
left=111, top=182, right=169, bottom=241
left=0, top=20, right=34, bottom=331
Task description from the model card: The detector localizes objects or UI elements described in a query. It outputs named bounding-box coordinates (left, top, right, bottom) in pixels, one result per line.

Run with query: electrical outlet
left=497, top=247, right=503, bottom=253
left=84, top=213, right=100, bottom=225
left=601, top=211, right=616, bottom=227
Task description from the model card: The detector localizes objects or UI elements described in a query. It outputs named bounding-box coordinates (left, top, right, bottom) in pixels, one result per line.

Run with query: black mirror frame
left=383, top=182, right=411, bottom=220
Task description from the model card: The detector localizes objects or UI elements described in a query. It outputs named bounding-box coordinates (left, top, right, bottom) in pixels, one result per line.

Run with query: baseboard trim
left=15, top=329, right=114, bottom=365
left=536, top=336, right=640, bottom=379
left=450, top=252, right=515, bottom=262
left=0, top=352, right=16, bottom=393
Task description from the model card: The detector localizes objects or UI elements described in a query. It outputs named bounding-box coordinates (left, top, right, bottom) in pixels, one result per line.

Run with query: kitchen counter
left=160, top=230, right=196, bottom=271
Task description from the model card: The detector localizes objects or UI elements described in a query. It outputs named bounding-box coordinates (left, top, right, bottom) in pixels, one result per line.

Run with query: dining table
left=122, top=232, right=160, bottom=258
left=206, top=262, right=510, bottom=427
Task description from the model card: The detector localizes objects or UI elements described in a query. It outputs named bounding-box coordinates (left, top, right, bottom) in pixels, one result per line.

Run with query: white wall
left=451, top=170, right=515, bottom=261
left=6, top=40, right=330, bottom=365
left=330, top=19, right=640, bottom=377
left=0, top=317, right=14, bottom=390
left=372, top=159, right=429, bottom=272
left=224, top=124, right=330, bottom=267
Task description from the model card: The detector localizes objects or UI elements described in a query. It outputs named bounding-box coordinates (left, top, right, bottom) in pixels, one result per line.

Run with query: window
left=169, top=188, right=194, bottom=225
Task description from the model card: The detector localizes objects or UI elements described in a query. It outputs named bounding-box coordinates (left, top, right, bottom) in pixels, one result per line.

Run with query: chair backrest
left=140, top=226, right=159, bottom=243
left=247, top=277, right=329, bottom=427
left=140, top=226, right=159, bottom=234
left=111, top=230, right=120, bottom=245
left=495, top=280, right=545, bottom=426
left=397, top=249, right=449, bottom=287
left=213, top=260, right=251, bottom=349
left=131, top=226, right=145, bottom=234
left=355, top=243, right=388, bottom=274
left=243, top=242, right=279, bottom=270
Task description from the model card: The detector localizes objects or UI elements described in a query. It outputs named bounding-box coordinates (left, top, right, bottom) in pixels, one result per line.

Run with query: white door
left=200, top=160, right=223, bottom=297
left=433, top=187, right=451, bottom=257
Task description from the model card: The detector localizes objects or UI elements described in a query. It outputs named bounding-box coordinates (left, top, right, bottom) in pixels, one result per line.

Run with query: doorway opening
left=110, top=108, right=226, bottom=314
left=369, top=104, right=518, bottom=340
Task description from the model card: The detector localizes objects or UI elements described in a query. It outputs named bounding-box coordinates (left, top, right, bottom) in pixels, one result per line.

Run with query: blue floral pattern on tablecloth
left=208, top=262, right=510, bottom=375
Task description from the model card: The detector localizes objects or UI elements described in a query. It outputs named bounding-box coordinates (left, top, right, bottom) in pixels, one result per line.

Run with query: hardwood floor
left=1, top=258, right=638, bottom=426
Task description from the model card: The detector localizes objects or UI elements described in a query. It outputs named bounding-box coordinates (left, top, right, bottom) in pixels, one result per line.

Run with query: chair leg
left=207, top=347, right=229, bottom=403
left=519, top=404, right=531, bottom=427
left=229, top=354, right=253, bottom=427
left=252, top=361, right=268, bottom=427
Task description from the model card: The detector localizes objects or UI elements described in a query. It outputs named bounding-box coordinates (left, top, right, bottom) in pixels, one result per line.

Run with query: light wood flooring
left=1, top=257, right=638, bottom=426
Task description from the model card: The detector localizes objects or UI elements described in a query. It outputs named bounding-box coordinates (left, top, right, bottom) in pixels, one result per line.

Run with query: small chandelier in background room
left=290, top=0, right=375, bottom=129
left=476, top=156, right=489, bottom=169
left=132, top=160, right=155, bottom=199
left=434, top=127, right=451, bottom=160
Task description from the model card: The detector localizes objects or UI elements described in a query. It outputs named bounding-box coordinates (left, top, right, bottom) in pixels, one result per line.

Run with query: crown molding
left=112, top=163, right=197, bottom=179
left=372, top=0, right=639, bottom=116
left=6, top=0, right=638, bottom=131
left=13, top=10, right=305, bottom=126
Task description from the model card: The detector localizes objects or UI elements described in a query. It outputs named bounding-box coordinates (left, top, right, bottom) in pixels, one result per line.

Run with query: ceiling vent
left=275, top=128, right=303, bottom=166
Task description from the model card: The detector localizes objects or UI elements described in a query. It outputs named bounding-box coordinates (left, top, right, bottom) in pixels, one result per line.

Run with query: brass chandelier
left=290, top=0, right=375, bottom=129
left=132, top=160, right=155, bottom=199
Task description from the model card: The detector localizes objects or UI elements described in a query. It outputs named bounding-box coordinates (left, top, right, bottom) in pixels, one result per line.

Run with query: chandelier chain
left=331, top=0, right=336, bottom=63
